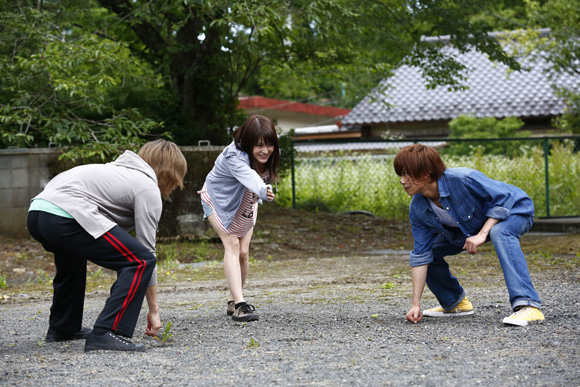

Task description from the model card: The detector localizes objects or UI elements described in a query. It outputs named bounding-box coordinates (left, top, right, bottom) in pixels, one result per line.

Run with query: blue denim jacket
left=409, top=167, right=534, bottom=267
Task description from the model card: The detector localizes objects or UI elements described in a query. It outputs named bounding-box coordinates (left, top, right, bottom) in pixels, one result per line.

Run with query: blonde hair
left=138, top=140, right=187, bottom=191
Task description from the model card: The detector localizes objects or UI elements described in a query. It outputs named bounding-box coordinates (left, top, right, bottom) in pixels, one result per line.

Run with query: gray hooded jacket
left=33, top=150, right=161, bottom=285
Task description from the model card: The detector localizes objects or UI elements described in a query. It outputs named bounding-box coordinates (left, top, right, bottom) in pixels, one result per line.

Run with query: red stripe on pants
left=103, top=232, right=146, bottom=331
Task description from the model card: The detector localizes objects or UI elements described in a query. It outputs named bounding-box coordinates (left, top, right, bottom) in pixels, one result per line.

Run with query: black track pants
left=27, top=211, right=156, bottom=338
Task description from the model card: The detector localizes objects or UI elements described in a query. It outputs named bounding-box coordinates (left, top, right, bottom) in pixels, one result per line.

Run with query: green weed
left=89, top=267, right=105, bottom=280
left=16, top=252, right=30, bottom=261
left=380, top=282, right=395, bottom=290
left=539, top=250, right=553, bottom=259
left=154, top=321, right=174, bottom=344
left=35, top=269, right=52, bottom=285
left=246, top=337, right=261, bottom=349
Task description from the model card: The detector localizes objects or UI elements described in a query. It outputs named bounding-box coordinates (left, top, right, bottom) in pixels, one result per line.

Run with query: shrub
left=445, top=115, right=531, bottom=157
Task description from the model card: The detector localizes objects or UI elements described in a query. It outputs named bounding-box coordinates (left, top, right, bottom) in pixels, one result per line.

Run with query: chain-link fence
left=277, top=136, right=580, bottom=220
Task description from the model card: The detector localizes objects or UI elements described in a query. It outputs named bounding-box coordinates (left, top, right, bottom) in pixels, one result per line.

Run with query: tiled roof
left=343, top=45, right=579, bottom=126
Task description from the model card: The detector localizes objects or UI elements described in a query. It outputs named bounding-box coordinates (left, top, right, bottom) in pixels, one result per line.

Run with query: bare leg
left=238, top=227, right=254, bottom=293
left=207, top=215, right=245, bottom=304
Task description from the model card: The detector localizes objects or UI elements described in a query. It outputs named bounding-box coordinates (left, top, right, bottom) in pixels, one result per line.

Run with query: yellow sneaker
left=502, top=306, right=544, bottom=326
left=423, top=297, right=474, bottom=317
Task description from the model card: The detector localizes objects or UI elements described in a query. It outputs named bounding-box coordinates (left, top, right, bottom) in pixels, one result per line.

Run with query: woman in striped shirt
left=198, top=115, right=279, bottom=321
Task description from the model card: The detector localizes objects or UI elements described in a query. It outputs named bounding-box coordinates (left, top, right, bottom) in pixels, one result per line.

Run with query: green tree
left=469, top=0, right=528, bottom=30
left=246, top=1, right=529, bottom=107
left=446, top=115, right=531, bottom=156
left=0, top=1, right=165, bottom=160
left=508, top=0, right=580, bottom=133
left=1, top=0, right=527, bottom=152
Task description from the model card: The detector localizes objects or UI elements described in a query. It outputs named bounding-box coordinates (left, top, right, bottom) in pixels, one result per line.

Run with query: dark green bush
left=444, top=115, right=532, bottom=157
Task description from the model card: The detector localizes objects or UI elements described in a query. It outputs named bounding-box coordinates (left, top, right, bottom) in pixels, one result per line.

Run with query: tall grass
left=277, top=141, right=580, bottom=219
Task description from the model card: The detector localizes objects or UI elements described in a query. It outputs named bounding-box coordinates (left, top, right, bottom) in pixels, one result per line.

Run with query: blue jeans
left=426, top=215, right=541, bottom=311
left=201, top=199, right=213, bottom=219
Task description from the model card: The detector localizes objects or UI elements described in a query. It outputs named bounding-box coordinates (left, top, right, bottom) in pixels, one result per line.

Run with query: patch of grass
left=539, top=249, right=553, bottom=260
left=89, top=268, right=104, bottom=281
left=156, top=240, right=222, bottom=264
left=85, top=266, right=114, bottom=292
left=16, top=252, right=30, bottom=261
left=246, top=337, right=261, bottom=349
left=522, top=233, right=580, bottom=256
left=35, top=269, right=51, bottom=285
left=159, top=257, right=180, bottom=272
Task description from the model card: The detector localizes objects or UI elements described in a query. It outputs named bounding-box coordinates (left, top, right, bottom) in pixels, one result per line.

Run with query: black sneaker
left=46, top=327, right=92, bottom=342
left=85, top=331, right=146, bottom=352
left=231, top=302, right=259, bottom=322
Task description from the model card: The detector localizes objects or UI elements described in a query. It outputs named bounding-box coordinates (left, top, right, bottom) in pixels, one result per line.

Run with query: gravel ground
left=1, top=253, right=579, bottom=386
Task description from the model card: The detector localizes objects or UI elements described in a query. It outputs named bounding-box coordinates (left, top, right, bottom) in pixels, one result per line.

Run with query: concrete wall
left=157, top=145, right=224, bottom=238
left=0, top=146, right=225, bottom=240
left=0, top=148, right=59, bottom=238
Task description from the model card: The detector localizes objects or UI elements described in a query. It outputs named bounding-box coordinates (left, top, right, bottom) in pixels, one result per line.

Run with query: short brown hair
left=233, top=115, right=280, bottom=181
left=138, top=139, right=187, bottom=190
left=393, top=144, right=446, bottom=181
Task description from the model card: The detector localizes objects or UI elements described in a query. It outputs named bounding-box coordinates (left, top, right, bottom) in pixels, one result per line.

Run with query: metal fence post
left=291, top=143, right=296, bottom=209
left=543, top=137, right=550, bottom=218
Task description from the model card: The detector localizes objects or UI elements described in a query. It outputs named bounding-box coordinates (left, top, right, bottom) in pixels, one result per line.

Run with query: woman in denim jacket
left=393, top=144, right=543, bottom=326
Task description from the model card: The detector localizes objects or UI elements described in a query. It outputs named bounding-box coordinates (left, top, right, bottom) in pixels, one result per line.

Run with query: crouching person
left=27, top=140, right=187, bottom=352
left=393, top=144, right=543, bottom=327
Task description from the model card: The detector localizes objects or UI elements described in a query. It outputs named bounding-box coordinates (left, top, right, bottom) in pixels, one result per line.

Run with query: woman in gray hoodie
left=199, top=115, right=279, bottom=322
left=27, top=140, right=187, bottom=352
